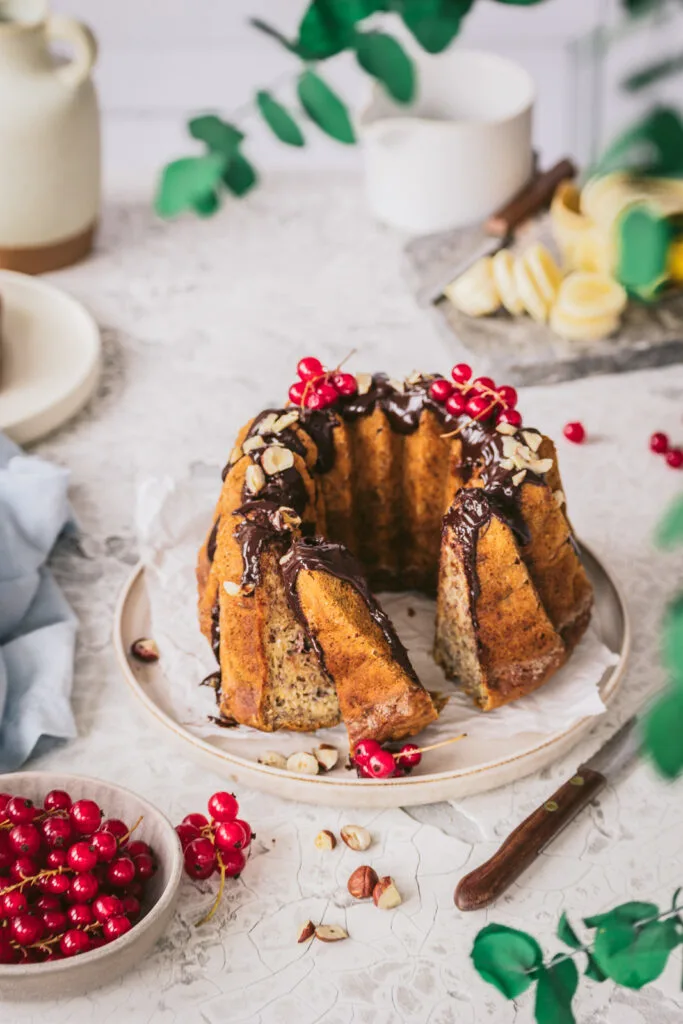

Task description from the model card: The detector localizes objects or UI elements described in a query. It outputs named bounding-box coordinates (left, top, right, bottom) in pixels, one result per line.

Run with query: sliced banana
left=551, top=181, right=613, bottom=274
left=513, top=255, right=549, bottom=323
left=492, top=249, right=524, bottom=315
left=549, top=305, right=619, bottom=342
left=524, top=243, right=563, bottom=306
left=444, top=257, right=500, bottom=317
left=556, top=271, right=627, bottom=320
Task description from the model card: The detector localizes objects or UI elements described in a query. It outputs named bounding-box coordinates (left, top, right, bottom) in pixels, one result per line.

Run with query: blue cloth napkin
left=0, top=433, right=77, bottom=772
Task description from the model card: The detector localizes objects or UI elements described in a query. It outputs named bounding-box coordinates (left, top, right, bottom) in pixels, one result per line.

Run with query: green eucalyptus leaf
left=249, top=17, right=299, bottom=54
left=222, top=153, right=258, bottom=197
left=594, top=106, right=683, bottom=178
left=642, top=687, right=683, bottom=779
left=557, top=912, right=582, bottom=949
left=471, top=923, right=543, bottom=1000
left=355, top=31, right=415, bottom=103
left=401, top=0, right=474, bottom=54
left=617, top=203, right=671, bottom=295
left=297, top=70, right=356, bottom=144
left=592, top=918, right=679, bottom=989
left=584, top=902, right=658, bottom=930
left=189, top=115, right=244, bottom=156
left=155, top=154, right=226, bottom=219
left=585, top=953, right=607, bottom=983
left=622, top=53, right=683, bottom=93
left=534, top=956, right=578, bottom=1024
left=657, top=495, right=683, bottom=549
left=297, top=0, right=379, bottom=59
left=256, top=91, right=305, bottom=147
left=192, top=191, right=220, bottom=217
left=663, top=597, right=683, bottom=686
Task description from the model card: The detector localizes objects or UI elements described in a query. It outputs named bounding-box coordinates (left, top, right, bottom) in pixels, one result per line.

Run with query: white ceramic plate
left=113, top=544, right=629, bottom=808
left=0, top=269, right=100, bottom=445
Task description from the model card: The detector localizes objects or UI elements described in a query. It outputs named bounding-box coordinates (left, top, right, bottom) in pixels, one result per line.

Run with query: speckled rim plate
left=113, top=543, right=630, bottom=808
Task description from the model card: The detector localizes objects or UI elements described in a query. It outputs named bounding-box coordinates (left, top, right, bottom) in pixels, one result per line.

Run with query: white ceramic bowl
left=359, top=48, right=535, bottom=233
left=0, top=772, right=183, bottom=1001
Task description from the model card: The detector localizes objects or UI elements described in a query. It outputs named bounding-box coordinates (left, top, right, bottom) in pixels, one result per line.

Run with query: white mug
left=358, top=49, right=535, bottom=234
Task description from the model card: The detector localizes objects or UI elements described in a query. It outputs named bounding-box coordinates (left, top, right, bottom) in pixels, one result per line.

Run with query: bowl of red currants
left=0, top=772, right=183, bottom=1001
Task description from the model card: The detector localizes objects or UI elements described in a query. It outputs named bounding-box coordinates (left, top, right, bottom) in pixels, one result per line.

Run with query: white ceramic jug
left=359, top=49, right=535, bottom=234
left=0, top=0, right=99, bottom=272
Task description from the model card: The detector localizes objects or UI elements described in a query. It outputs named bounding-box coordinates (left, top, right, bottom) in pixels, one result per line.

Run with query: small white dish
left=0, top=269, right=100, bottom=445
left=358, top=48, right=535, bottom=233
left=0, top=772, right=183, bottom=1001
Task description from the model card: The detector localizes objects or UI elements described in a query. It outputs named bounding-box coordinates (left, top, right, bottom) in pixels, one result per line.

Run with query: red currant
left=6, top=797, right=37, bottom=825
left=366, top=749, right=396, bottom=779
left=1, top=890, right=28, bottom=918
left=8, top=823, right=41, bottom=858
left=68, top=903, right=94, bottom=927
left=297, top=357, right=324, bottom=381
left=44, top=790, right=72, bottom=812
left=42, top=909, right=68, bottom=936
left=472, top=375, right=496, bottom=393
left=233, top=819, right=253, bottom=849
left=60, top=929, right=91, bottom=957
left=103, top=915, right=132, bottom=942
left=0, top=793, right=12, bottom=818
left=122, top=895, right=141, bottom=919
left=667, top=448, right=683, bottom=469
left=466, top=394, right=494, bottom=421
left=46, top=849, right=68, bottom=870
left=428, top=378, right=453, bottom=403
left=306, top=383, right=338, bottom=410
left=182, top=813, right=208, bottom=831
left=497, top=408, right=522, bottom=428
left=67, top=841, right=98, bottom=873
left=208, top=792, right=239, bottom=823
left=106, top=857, right=136, bottom=888
left=451, top=363, right=472, bottom=385
left=650, top=431, right=669, bottom=454
left=41, top=816, right=72, bottom=849
left=329, top=372, right=357, bottom=397
left=35, top=895, right=61, bottom=912
left=352, top=738, right=382, bottom=765
left=396, top=743, right=422, bottom=770
left=11, top=912, right=44, bottom=945
left=0, top=833, right=13, bottom=873
left=92, top=895, right=124, bottom=923
left=184, top=837, right=217, bottom=880
left=0, top=938, right=19, bottom=964
left=90, top=830, right=118, bottom=863
left=126, top=841, right=151, bottom=859
left=68, top=872, right=99, bottom=903
left=133, top=853, right=156, bottom=881
left=101, top=818, right=129, bottom=843
left=288, top=380, right=306, bottom=406
left=11, top=856, right=37, bottom=882
left=563, top=421, right=586, bottom=444
left=45, top=873, right=70, bottom=896
left=176, top=823, right=200, bottom=849
left=497, top=385, right=518, bottom=408
left=69, top=799, right=102, bottom=835
left=220, top=849, right=246, bottom=878
left=214, top=821, right=247, bottom=852
left=445, top=392, right=467, bottom=417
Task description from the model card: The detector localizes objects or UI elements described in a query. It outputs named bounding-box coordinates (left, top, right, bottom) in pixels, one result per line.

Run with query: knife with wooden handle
left=427, top=157, right=576, bottom=305
left=454, top=717, right=640, bottom=912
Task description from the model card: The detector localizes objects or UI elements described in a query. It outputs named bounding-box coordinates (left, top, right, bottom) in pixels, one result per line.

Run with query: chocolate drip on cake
left=280, top=536, right=419, bottom=682
left=207, top=517, right=220, bottom=563
left=233, top=501, right=301, bottom=591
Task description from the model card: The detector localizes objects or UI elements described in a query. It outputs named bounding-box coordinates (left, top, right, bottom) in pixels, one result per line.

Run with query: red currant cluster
left=428, top=364, right=521, bottom=428
left=0, top=790, right=156, bottom=964
left=175, top=792, right=253, bottom=926
left=650, top=431, right=683, bottom=469
left=351, top=740, right=422, bottom=779
left=288, top=357, right=358, bottom=410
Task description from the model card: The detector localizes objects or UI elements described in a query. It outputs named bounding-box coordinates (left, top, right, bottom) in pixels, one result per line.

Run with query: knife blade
left=426, top=157, right=576, bottom=306
left=453, top=717, right=640, bottom=912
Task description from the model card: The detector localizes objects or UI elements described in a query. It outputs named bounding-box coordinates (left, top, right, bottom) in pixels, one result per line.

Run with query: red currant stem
left=195, top=854, right=226, bottom=928
left=392, top=733, right=467, bottom=758
left=9, top=922, right=102, bottom=952
left=119, top=814, right=144, bottom=845
left=0, top=866, right=71, bottom=897
left=440, top=400, right=498, bottom=439
left=334, top=347, right=358, bottom=372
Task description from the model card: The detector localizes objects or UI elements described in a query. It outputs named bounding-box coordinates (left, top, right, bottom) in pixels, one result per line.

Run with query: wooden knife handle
left=454, top=766, right=605, bottom=912
left=485, top=157, right=577, bottom=238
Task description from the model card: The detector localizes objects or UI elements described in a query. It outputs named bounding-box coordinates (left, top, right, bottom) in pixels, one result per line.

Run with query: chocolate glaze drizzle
left=207, top=517, right=220, bottom=563
left=233, top=500, right=298, bottom=591
left=279, top=536, right=419, bottom=682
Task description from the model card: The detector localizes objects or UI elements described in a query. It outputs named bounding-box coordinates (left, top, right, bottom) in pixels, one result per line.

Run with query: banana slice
left=444, top=257, right=500, bottom=317
left=556, top=271, right=627, bottom=320
left=492, top=249, right=524, bottom=315
left=551, top=180, right=613, bottom=274
left=550, top=305, right=619, bottom=342
left=524, top=243, right=563, bottom=305
left=513, top=255, right=549, bottom=323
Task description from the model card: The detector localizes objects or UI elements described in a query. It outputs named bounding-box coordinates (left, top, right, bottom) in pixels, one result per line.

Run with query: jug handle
left=46, top=15, right=98, bottom=88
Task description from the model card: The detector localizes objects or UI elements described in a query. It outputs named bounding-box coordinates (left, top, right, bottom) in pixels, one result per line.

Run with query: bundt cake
left=197, top=363, right=593, bottom=749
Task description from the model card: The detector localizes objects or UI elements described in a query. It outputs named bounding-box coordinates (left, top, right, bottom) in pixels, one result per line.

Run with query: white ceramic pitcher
left=359, top=49, right=535, bottom=234
left=0, top=0, right=99, bottom=272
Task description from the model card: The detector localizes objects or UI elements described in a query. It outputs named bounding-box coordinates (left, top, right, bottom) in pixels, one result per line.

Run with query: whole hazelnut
left=347, top=865, right=379, bottom=900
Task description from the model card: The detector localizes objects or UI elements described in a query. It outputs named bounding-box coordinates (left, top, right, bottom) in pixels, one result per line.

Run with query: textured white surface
left=12, top=173, right=683, bottom=1022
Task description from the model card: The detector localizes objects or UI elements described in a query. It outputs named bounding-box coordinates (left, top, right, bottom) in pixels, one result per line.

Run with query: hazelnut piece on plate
left=373, top=877, right=402, bottom=910
left=347, top=865, right=378, bottom=900
left=340, top=824, right=372, bottom=851
left=315, top=924, right=348, bottom=942
left=297, top=920, right=315, bottom=943
left=314, top=830, right=337, bottom=851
